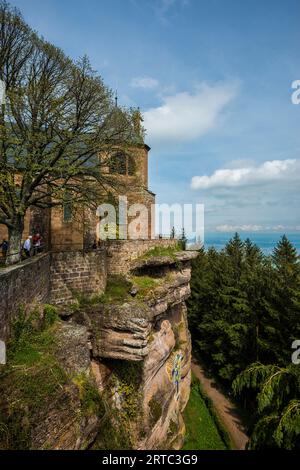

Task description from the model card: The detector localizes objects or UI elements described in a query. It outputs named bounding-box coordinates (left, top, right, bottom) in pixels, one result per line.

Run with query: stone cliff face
left=0, top=250, right=197, bottom=450
left=78, top=250, right=197, bottom=450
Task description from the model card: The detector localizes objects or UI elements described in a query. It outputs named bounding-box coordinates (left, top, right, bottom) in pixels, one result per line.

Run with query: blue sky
left=11, top=0, right=300, bottom=233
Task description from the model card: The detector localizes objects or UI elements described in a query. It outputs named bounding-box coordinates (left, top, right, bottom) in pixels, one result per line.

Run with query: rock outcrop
left=0, top=249, right=197, bottom=450
left=72, top=249, right=198, bottom=450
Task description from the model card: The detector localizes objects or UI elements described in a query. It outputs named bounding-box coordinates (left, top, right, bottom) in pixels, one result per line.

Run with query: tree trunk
left=6, top=216, right=24, bottom=265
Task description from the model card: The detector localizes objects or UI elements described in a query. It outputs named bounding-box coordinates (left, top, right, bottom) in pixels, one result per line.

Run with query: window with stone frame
left=63, top=192, right=72, bottom=223
left=109, top=152, right=135, bottom=176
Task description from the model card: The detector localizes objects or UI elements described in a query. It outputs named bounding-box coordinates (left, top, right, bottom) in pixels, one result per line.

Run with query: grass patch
left=132, top=275, right=157, bottom=290
left=99, top=276, right=132, bottom=304
left=183, top=376, right=230, bottom=450
left=142, top=245, right=181, bottom=259
left=132, top=275, right=161, bottom=298
left=70, top=292, right=105, bottom=311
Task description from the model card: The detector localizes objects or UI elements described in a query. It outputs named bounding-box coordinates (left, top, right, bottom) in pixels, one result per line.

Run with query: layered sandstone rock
left=3, top=249, right=197, bottom=450
left=73, top=249, right=198, bottom=449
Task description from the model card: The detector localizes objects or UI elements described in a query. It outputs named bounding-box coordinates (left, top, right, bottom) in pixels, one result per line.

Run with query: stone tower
left=49, top=109, right=156, bottom=249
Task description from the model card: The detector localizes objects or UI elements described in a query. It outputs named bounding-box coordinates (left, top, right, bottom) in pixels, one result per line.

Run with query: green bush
left=73, top=373, right=106, bottom=418
left=43, top=304, right=58, bottom=328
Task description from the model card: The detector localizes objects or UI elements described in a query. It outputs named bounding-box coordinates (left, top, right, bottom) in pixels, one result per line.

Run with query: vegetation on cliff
left=92, top=360, right=144, bottom=450
left=0, top=305, right=105, bottom=449
left=0, top=306, right=65, bottom=448
left=187, top=234, right=300, bottom=449
left=142, top=244, right=182, bottom=259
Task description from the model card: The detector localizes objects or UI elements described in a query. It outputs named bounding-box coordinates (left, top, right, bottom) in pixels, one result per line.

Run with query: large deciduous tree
left=0, top=1, right=136, bottom=263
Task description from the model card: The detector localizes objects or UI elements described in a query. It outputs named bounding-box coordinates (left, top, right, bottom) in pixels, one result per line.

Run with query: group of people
left=23, top=233, right=44, bottom=257
left=0, top=232, right=44, bottom=262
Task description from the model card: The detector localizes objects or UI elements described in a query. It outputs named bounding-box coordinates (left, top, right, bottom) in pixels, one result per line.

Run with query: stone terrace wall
left=103, top=239, right=179, bottom=275
left=50, top=249, right=107, bottom=305
left=0, top=253, right=51, bottom=341
left=0, top=240, right=178, bottom=339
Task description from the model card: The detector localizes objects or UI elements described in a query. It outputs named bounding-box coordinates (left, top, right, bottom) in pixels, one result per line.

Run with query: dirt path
left=191, top=361, right=249, bottom=450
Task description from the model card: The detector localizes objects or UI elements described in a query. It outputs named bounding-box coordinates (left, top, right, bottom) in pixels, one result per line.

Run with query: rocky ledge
left=69, top=250, right=198, bottom=449
left=0, top=249, right=197, bottom=450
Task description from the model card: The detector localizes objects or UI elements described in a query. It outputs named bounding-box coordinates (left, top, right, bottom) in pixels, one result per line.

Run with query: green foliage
left=43, top=304, right=58, bottom=327
left=132, top=275, right=157, bottom=290
left=71, top=291, right=104, bottom=310
left=91, top=360, right=144, bottom=450
left=0, top=306, right=66, bottom=449
left=142, top=245, right=181, bottom=259
left=100, top=276, right=132, bottom=303
left=73, top=373, right=105, bottom=418
left=0, top=1, right=137, bottom=264
left=132, top=275, right=162, bottom=298
left=183, top=377, right=230, bottom=450
left=233, top=363, right=300, bottom=449
left=110, top=360, right=143, bottom=420
left=180, top=228, right=187, bottom=250
left=187, top=234, right=300, bottom=449
left=92, top=410, right=133, bottom=450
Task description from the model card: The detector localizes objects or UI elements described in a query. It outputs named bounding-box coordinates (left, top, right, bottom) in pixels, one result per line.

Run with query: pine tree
left=233, top=363, right=300, bottom=449
left=225, top=233, right=244, bottom=282
left=272, top=235, right=299, bottom=286
left=244, top=238, right=263, bottom=268
left=187, top=233, right=300, bottom=443
left=271, top=236, right=300, bottom=363
left=180, top=227, right=187, bottom=250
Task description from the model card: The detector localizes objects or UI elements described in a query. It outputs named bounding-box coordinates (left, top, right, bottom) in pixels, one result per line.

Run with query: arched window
left=109, top=152, right=126, bottom=175
left=108, top=152, right=135, bottom=176
left=63, top=192, right=72, bottom=223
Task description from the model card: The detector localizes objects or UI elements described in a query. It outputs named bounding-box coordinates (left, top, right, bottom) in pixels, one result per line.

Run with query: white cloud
left=191, top=159, right=299, bottom=190
left=216, top=224, right=264, bottom=232
left=143, top=82, right=236, bottom=143
left=131, top=76, right=159, bottom=89
left=215, top=224, right=300, bottom=233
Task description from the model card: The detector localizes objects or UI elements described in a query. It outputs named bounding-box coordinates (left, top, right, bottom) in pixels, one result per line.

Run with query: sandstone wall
left=72, top=250, right=197, bottom=450
left=0, top=240, right=178, bottom=339
left=0, top=253, right=51, bottom=341
left=104, top=238, right=179, bottom=275
left=0, top=244, right=197, bottom=450
left=50, top=249, right=107, bottom=305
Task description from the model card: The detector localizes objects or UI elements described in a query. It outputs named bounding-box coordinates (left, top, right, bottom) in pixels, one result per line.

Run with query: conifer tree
left=233, top=363, right=300, bottom=449
left=187, top=233, right=300, bottom=448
